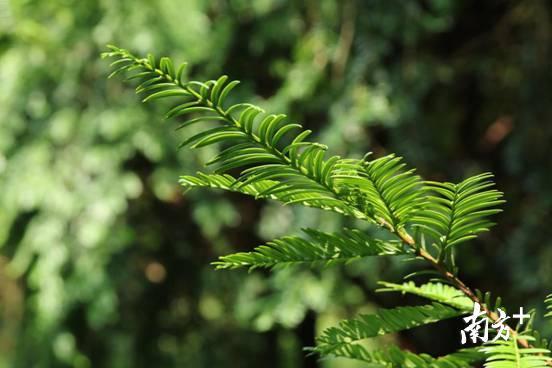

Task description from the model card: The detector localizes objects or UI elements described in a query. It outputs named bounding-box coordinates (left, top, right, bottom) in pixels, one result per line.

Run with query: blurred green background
left=1, top=0, right=551, bottom=367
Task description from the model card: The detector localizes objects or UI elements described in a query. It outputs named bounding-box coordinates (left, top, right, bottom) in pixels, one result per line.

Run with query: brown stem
left=397, top=232, right=538, bottom=353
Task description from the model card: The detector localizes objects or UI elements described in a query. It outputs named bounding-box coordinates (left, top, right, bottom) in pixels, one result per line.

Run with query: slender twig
left=332, top=0, right=356, bottom=79
left=397, top=231, right=539, bottom=353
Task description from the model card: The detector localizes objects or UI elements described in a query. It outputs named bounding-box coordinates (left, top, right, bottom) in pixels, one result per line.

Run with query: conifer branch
left=104, top=46, right=552, bottom=367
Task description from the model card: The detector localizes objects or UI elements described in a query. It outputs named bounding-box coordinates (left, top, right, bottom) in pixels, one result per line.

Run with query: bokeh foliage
left=0, top=0, right=551, bottom=367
